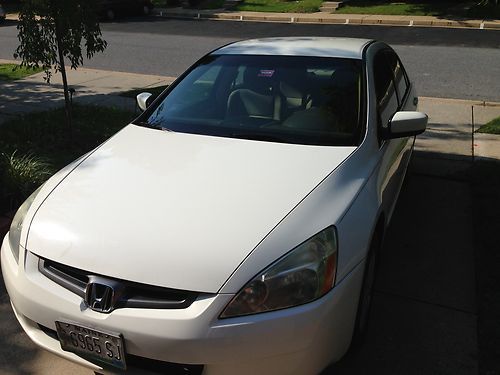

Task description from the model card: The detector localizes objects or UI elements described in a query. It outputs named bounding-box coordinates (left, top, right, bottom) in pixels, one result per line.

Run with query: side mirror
left=383, top=111, right=428, bottom=140
left=136, top=92, right=153, bottom=112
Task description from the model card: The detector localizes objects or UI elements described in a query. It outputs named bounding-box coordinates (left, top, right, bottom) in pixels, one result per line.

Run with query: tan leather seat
left=226, top=67, right=281, bottom=121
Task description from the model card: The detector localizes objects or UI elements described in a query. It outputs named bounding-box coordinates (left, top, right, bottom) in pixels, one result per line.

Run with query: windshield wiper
left=134, top=121, right=173, bottom=132
left=229, top=133, right=288, bottom=143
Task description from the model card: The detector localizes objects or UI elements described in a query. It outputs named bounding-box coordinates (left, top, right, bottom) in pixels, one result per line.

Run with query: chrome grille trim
left=38, top=257, right=200, bottom=310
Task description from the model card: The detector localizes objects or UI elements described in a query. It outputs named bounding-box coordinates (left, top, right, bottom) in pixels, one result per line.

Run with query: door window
left=384, top=51, right=409, bottom=105
left=373, top=51, right=399, bottom=131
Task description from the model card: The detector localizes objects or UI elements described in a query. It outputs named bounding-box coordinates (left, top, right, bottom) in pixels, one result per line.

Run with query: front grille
left=38, top=257, right=199, bottom=310
left=38, top=324, right=204, bottom=374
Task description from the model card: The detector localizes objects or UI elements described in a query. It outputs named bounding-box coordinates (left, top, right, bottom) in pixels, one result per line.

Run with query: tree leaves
left=14, top=0, right=107, bottom=83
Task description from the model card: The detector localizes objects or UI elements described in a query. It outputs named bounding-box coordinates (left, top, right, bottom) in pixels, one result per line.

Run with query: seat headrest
left=331, top=67, right=358, bottom=88
left=243, top=67, right=276, bottom=94
left=279, top=68, right=308, bottom=99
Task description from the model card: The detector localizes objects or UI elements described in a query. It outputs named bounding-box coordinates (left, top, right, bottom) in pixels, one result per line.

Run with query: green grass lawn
left=466, top=4, right=500, bottom=19
left=335, top=1, right=500, bottom=18
left=151, top=0, right=166, bottom=6
left=154, top=0, right=499, bottom=16
left=236, top=0, right=322, bottom=13
left=476, top=117, right=500, bottom=135
left=152, top=0, right=225, bottom=9
left=335, top=1, right=448, bottom=16
left=0, top=64, right=44, bottom=81
left=0, top=105, right=134, bottom=213
left=195, top=0, right=225, bottom=10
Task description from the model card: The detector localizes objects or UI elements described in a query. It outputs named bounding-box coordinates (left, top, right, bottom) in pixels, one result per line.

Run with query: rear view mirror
left=136, top=92, right=153, bottom=112
left=383, top=111, right=428, bottom=139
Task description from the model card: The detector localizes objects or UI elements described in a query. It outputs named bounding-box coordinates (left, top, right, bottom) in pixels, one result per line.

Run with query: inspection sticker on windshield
left=258, top=69, right=275, bottom=77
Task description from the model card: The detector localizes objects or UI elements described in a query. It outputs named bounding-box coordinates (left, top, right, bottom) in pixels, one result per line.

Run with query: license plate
left=55, top=321, right=126, bottom=370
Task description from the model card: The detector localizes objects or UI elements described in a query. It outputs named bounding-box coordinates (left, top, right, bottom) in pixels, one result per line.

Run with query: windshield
left=140, top=54, right=365, bottom=146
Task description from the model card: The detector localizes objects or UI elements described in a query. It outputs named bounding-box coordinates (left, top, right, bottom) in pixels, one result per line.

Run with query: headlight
left=8, top=186, right=43, bottom=263
left=221, top=226, right=338, bottom=318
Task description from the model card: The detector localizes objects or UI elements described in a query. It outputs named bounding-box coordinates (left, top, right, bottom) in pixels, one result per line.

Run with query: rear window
left=139, top=55, right=365, bottom=146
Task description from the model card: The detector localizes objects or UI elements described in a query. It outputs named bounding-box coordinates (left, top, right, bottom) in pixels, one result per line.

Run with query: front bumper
left=1, top=234, right=365, bottom=374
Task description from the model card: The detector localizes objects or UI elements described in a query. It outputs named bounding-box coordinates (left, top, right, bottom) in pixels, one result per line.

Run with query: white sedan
left=2, top=37, right=426, bottom=374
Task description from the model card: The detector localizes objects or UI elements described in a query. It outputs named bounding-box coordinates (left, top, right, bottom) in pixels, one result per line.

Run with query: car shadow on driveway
left=324, top=152, right=477, bottom=375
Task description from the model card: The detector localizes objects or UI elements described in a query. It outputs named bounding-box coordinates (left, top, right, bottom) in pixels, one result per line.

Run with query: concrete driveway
left=325, top=154, right=476, bottom=375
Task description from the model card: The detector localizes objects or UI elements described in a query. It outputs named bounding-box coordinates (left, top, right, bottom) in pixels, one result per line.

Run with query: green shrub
left=0, top=105, right=133, bottom=214
left=1, top=152, right=53, bottom=210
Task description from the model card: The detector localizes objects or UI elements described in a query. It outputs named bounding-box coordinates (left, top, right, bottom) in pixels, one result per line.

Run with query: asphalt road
left=1, top=17, right=500, bottom=102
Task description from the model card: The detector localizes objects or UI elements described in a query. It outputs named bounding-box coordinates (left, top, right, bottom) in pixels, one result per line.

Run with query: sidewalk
left=416, top=97, right=500, bottom=162
left=153, top=7, right=500, bottom=30
left=0, top=59, right=175, bottom=124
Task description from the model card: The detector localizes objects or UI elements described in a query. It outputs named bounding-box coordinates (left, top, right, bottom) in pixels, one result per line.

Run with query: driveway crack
left=374, top=289, right=477, bottom=316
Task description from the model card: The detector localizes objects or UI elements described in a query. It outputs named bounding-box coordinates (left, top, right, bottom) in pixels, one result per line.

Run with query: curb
left=154, top=9, right=500, bottom=30
left=5, top=13, right=19, bottom=21
left=420, top=96, right=500, bottom=107
left=6, top=9, right=500, bottom=30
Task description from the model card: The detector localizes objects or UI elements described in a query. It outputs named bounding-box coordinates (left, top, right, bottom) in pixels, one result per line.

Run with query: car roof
left=212, top=37, right=373, bottom=59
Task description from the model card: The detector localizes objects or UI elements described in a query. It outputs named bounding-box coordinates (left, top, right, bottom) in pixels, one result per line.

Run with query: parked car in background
left=0, top=4, right=6, bottom=21
left=2, top=38, right=427, bottom=374
left=99, top=0, right=153, bottom=20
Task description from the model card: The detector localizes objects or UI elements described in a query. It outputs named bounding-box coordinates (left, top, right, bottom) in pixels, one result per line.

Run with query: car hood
left=28, top=125, right=355, bottom=293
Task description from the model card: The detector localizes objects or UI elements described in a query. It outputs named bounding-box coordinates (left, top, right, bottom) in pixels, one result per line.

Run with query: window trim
left=373, top=49, right=399, bottom=139
left=384, top=50, right=410, bottom=108
left=373, top=48, right=413, bottom=146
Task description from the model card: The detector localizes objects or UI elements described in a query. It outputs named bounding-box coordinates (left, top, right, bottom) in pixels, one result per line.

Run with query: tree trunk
left=55, top=19, right=73, bottom=137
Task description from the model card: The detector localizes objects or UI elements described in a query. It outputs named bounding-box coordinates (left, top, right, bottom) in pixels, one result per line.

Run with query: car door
left=373, top=47, right=416, bottom=222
